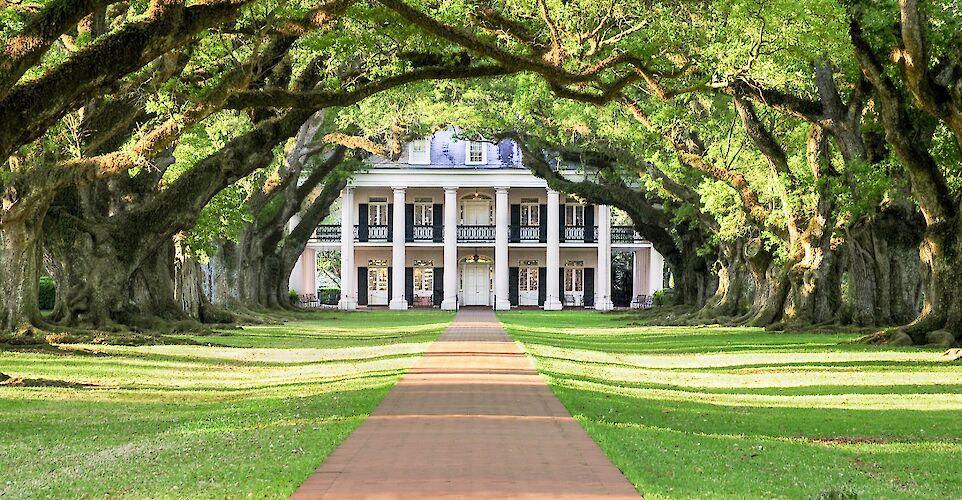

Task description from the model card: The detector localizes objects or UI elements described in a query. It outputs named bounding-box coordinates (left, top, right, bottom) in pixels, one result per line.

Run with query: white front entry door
left=368, top=267, right=388, bottom=305
left=462, top=264, right=490, bottom=306
left=519, top=267, right=539, bottom=306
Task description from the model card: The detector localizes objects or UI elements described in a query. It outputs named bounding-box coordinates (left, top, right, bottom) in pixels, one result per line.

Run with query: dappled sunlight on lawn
left=0, top=310, right=454, bottom=498
left=499, top=310, right=962, bottom=499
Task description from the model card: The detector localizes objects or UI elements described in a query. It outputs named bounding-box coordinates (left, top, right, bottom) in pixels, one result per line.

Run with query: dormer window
left=409, top=138, right=430, bottom=164
left=465, top=141, right=486, bottom=164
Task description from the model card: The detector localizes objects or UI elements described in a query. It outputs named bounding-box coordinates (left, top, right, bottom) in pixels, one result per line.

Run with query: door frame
left=519, top=266, right=539, bottom=306
left=460, top=260, right=492, bottom=306
left=368, top=265, right=389, bottom=305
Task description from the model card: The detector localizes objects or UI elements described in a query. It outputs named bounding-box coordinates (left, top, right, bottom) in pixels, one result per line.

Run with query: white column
left=302, top=248, right=318, bottom=295
left=630, top=248, right=648, bottom=308
left=389, top=187, right=408, bottom=310
left=544, top=189, right=563, bottom=310
left=441, top=187, right=459, bottom=310
left=288, top=214, right=304, bottom=293
left=494, top=187, right=511, bottom=310
left=338, top=187, right=356, bottom=310
left=649, top=247, right=665, bottom=295
left=596, top=205, right=614, bottom=311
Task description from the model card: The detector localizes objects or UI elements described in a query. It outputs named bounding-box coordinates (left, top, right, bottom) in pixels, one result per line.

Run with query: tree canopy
left=1, top=0, right=960, bottom=345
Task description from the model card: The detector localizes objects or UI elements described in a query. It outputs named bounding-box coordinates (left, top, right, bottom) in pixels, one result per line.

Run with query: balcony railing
left=611, top=225, right=644, bottom=243
left=458, top=225, right=496, bottom=242
left=313, top=224, right=342, bottom=242
left=312, top=223, right=646, bottom=244
left=510, top=225, right=541, bottom=242
left=363, top=225, right=388, bottom=241
left=563, top=226, right=585, bottom=241
left=411, top=225, right=437, bottom=242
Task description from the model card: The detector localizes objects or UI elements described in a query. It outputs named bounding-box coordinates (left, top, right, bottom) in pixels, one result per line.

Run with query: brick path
left=292, top=308, right=638, bottom=499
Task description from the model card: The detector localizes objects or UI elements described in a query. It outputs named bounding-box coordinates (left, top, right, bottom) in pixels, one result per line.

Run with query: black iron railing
left=313, top=224, right=341, bottom=242
left=367, top=225, right=389, bottom=241
left=313, top=223, right=644, bottom=244
left=457, top=225, right=496, bottom=242
left=509, top=225, right=541, bottom=242
left=611, top=225, right=644, bottom=243
left=412, top=225, right=435, bottom=241
left=564, top=226, right=585, bottom=241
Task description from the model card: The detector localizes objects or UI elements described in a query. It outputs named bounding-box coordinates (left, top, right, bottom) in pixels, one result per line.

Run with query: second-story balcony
left=611, top=225, right=645, bottom=243
left=457, top=225, right=496, bottom=242
left=311, top=223, right=648, bottom=244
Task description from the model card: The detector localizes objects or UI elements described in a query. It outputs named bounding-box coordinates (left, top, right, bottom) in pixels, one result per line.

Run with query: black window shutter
left=405, top=204, right=414, bottom=242
left=509, top=267, right=519, bottom=306
left=538, top=267, right=546, bottom=306
left=387, top=267, right=393, bottom=304
left=358, top=204, right=369, bottom=242
left=357, top=267, right=368, bottom=305
left=584, top=267, right=595, bottom=307
left=432, top=204, right=443, bottom=242
left=405, top=267, right=414, bottom=306
left=387, top=204, right=394, bottom=241
left=558, top=202, right=566, bottom=242
left=433, top=268, right=444, bottom=306
left=539, top=204, right=548, bottom=243
left=560, top=268, right=565, bottom=304
left=510, top=204, right=521, bottom=243
left=584, top=205, right=595, bottom=243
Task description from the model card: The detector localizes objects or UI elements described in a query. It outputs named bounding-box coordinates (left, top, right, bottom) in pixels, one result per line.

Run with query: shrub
left=38, top=276, right=56, bottom=310
left=652, top=288, right=669, bottom=306
left=288, top=289, right=299, bottom=306
left=318, top=287, right=340, bottom=305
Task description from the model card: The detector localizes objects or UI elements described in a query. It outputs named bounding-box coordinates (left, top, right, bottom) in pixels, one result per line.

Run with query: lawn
left=498, top=310, right=962, bottom=499
left=0, top=310, right=453, bottom=499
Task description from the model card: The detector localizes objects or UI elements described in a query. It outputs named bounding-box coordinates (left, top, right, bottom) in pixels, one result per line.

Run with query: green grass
left=0, top=310, right=453, bottom=499
left=498, top=310, right=962, bottom=499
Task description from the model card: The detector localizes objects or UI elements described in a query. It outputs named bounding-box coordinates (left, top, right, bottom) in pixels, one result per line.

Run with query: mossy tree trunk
left=0, top=216, right=45, bottom=332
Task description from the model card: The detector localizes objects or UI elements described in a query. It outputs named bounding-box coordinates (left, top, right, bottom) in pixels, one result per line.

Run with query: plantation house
left=289, top=130, right=664, bottom=310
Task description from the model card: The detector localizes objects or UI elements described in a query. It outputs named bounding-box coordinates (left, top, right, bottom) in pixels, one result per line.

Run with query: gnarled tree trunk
left=695, top=238, right=751, bottom=319
left=0, top=218, right=45, bottom=332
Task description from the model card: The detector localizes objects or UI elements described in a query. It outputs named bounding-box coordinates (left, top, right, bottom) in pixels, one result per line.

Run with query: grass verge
left=499, top=310, right=962, bottom=499
left=0, top=310, right=453, bottom=499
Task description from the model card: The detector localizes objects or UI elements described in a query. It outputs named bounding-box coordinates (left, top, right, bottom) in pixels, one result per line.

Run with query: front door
left=462, top=263, right=490, bottom=306
left=368, top=266, right=388, bottom=305
left=519, top=267, right=539, bottom=306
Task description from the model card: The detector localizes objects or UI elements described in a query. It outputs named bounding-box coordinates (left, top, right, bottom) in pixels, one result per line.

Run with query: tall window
left=465, top=141, right=486, bottom=164
left=520, top=198, right=540, bottom=226
left=519, top=267, right=539, bottom=292
left=565, top=203, right=584, bottom=227
left=414, top=260, right=434, bottom=294
left=409, top=138, right=430, bottom=164
left=414, top=197, right=433, bottom=225
left=368, top=260, right=388, bottom=291
left=564, top=261, right=584, bottom=293
left=369, top=197, right=388, bottom=225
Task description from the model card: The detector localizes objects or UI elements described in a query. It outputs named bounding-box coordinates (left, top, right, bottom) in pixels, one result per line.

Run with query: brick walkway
left=292, top=308, right=638, bottom=499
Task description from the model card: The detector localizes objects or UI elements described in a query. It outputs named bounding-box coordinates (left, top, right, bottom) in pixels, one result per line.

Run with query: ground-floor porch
left=290, top=245, right=665, bottom=310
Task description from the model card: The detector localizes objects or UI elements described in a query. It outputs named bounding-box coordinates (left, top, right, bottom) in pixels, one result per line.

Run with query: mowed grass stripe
left=498, top=310, right=962, bottom=499
left=0, top=310, right=454, bottom=499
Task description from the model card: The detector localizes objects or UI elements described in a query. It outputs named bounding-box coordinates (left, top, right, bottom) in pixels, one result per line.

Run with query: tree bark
left=696, top=239, right=750, bottom=318
left=0, top=218, right=45, bottom=332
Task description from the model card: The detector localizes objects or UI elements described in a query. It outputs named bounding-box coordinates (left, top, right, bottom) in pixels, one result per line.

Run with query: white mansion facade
left=289, top=130, right=664, bottom=311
